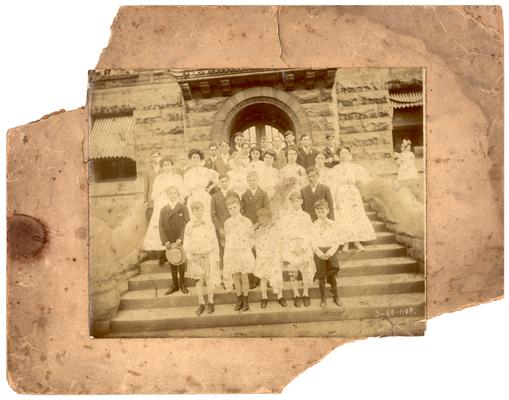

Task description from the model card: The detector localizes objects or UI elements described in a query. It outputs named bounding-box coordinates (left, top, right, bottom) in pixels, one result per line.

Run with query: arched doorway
left=229, top=102, right=295, bottom=147
left=210, top=86, right=312, bottom=147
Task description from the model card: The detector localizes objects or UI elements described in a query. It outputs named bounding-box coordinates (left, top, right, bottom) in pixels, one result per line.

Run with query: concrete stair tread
left=123, top=273, right=423, bottom=301
left=113, top=292, right=425, bottom=322
left=342, top=256, right=417, bottom=268
left=106, top=316, right=425, bottom=338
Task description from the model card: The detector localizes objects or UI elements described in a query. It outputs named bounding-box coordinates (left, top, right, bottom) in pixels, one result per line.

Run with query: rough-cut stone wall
left=334, top=69, right=394, bottom=160
left=292, top=86, right=337, bottom=148
left=183, top=96, right=228, bottom=153
left=89, top=72, right=185, bottom=227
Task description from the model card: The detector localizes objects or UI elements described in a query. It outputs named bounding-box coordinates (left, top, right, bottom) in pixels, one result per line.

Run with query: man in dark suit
left=297, top=135, right=317, bottom=170
left=159, top=186, right=190, bottom=295
left=205, top=142, right=230, bottom=175
left=272, top=135, right=287, bottom=170
left=323, top=134, right=340, bottom=168
left=240, top=171, right=270, bottom=225
left=301, top=167, right=335, bottom=221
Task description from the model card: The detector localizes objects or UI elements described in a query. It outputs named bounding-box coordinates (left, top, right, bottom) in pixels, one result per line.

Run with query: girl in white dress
left=332, top=147, right=377, bottom=252
left=223, top=195, right=255, bottom=312
left=394, top=139, right=419, bottom=181
left=227, top=151, right=249, bottom=196
left=183, top=149, right=218, bottom=224
left=278, top=146, right=307, bottom=209
left=142, top=157, right=185, bottom=253
left=239, top=142, right=252, bottom=167
left=183, top=200, right=221, bottom=316
left=247, top=147, right=264, bottom=174
left=314, top=151, right=336, bottom=189
left=257, top=150, right=280, bottom=208
left=254, top=208, right=286, bottom=308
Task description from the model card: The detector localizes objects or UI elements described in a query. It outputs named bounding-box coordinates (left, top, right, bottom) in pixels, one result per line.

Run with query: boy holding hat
left=159, top=186, right=190, bottom=295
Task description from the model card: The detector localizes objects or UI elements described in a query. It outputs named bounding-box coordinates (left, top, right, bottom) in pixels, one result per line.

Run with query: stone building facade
left=88, top=68, right=423, bottom=228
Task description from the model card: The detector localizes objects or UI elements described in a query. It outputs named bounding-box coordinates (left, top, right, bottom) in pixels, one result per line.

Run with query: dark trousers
left=314, top=247, right=340, bottom=300
left=145, top=207, right=153, bottom=222
left=169, top=263, right=187, bottom=289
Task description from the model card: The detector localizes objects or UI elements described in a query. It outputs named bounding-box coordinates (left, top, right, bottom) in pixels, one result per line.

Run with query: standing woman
left=314, top=152, right=336, bottom=189
left=257, top=150, right=281, bottom=217
left=278, top=146, right=307, bottom=207
left=227, top=151, right=249, bottom=196
left=141, top=157, right=185, bottom=262
left=332, top=147, right=376, bottom=251
left=183, top=149, right=218, bottom=224
left=247, top=146, right=264, bottom=174
left=239, top=142, right=252, bottom=168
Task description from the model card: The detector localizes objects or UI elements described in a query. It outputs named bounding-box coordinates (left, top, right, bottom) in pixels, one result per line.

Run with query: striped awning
left=89, top=115, right=135, bottom=159
left=389, top=91, right=423, bottom=109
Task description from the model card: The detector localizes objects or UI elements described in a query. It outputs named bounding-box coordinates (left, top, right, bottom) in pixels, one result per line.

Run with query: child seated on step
left=223, top=195, right=256, bottom=312
left=159, top=185, right=190, bottom=295
left=182, top=200, right=220, bottom=316
left=278, top=191, right=315, bottom=308
left=253, top=208, right=287, bottom=308
left=311, top=199, right=345, bottom=311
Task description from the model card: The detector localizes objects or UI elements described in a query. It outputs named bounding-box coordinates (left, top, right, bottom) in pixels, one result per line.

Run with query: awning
left=389, top=91, right=423, bottom=109
left=89, top=115, right=135, bottom=159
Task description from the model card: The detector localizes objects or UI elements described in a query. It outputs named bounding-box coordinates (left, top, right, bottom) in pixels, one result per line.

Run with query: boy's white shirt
left=311, top=217, right=340, bottom=256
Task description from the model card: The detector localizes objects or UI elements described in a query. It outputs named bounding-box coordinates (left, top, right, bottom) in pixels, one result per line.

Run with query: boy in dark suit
left=240, top=171, right=270, bottom=288
left=211, top=174, right=238, bottom=283
left=296, top=135, right=317, bottom=171
left=301, top=167, right=335, bottom=221
left=323, top=134, right=340, bottom=168
left=240, top=171, right=270, bottom=226
left=205, top=142, right=230, bottom=175
left=159, top=186, right=190, bottom=295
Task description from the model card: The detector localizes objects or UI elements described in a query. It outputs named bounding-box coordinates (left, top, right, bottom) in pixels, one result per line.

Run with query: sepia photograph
left=88, top=67, right=425, bottom=338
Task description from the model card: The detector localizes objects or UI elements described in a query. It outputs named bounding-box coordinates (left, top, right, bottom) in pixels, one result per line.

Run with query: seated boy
left=311, top=199, right=345, bottom=311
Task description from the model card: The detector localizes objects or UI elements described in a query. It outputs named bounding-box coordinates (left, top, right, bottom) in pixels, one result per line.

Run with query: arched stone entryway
left=210, top=87, right=311, bottom=145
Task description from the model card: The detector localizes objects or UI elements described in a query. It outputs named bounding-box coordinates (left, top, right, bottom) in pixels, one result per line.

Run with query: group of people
left=138, top=130, right=419, bottom=316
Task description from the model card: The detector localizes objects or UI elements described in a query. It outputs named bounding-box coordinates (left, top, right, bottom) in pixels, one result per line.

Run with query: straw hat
left=165, top=243, right=186, bottom=266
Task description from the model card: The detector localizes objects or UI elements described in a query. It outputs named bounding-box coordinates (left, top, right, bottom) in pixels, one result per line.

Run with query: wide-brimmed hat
left=165, top=243, right=186, bottom=266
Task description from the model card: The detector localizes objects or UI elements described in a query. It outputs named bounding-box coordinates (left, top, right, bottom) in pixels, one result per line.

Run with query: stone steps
left=139, top=242, right=407, bottom=274
left=131, top=256, right=418, bottom=291
left=106, top=316, right=426, bottom=338
left=121, top=273, right=424, bottom=310
left=110, top=293, right=425, bottom=334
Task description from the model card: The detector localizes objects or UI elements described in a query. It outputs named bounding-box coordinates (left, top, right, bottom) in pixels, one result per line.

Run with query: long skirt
left=335, top=184, right=376, bottom=243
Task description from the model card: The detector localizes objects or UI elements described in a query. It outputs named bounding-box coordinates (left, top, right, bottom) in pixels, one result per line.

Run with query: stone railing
left=89, top=202, right=148, bottom=336
left=361, top=177, right=425, bottom=273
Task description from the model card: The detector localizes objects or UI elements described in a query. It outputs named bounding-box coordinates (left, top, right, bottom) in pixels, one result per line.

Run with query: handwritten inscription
left=375, top=307, right=418, bottom=318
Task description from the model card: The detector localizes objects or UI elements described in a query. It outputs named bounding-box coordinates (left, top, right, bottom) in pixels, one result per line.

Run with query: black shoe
left=207, top=303, right=215, bottom=314
left=164, top=286, right=179, bottom=296
left=278, top=297, right=287, bottom=307
left=302, top=296, right=310, bottom=307
left=261, top=299, right=268, bottom=309
left=242, top=296, right=250, bottom=311
left=294, top=296, right=302, bottom=308
left=333, top=297, right=345, bottom=312
left=234, top=296, right=243, bottom=311
left=320, top=299, right=327, bottom=309
left=180, top=285, right=189, bottom=294
left=196, top=304, right=205, bottom=316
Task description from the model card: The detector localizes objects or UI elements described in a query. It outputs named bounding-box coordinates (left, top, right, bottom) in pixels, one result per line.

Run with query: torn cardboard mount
left=6, top=6, right=503, bottom=394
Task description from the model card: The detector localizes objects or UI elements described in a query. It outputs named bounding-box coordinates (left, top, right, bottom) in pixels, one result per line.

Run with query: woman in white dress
left=227, top=151, right=249, bottom=196
left=332, top=147, right=376, bottom=252
left=247, top=147, right=264, bottom=174
left=141, top=157, right=185, bottom=255
left=394, top=139, right=419, bottom=181
left=314, top=151, right=336, bottom=189
left=183, top=149, right=218, bottom=224
left=278, top=146, right=307, bottom=208
left=257, top=149, right=281, bottom=218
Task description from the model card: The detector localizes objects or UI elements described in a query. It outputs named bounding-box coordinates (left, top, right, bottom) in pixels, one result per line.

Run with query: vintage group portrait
left=88, top=67, right=425, bottom=338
